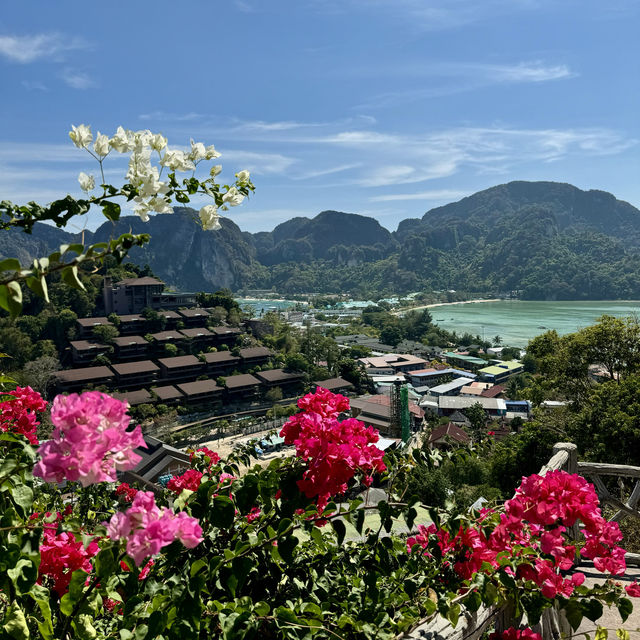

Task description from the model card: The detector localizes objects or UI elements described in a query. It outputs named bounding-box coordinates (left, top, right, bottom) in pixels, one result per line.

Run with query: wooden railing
left=400, top=443, right=640, bottom=639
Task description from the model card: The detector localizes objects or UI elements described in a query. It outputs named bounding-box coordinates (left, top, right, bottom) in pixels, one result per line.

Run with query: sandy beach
left=394, top=298, right=501, bottom=315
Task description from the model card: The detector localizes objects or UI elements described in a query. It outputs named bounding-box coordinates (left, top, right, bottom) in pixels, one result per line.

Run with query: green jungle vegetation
left=4, top=181, right=640, bottom=298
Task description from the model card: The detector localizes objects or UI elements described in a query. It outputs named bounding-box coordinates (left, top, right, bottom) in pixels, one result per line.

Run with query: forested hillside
left=3, top=182, right=640, bottom=298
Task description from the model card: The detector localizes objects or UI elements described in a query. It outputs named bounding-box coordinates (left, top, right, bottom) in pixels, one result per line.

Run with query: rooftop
left=179, top=327, right=214, bottom=339
left=112, top=335, right=148, bottom=347
left=429, top=377, right=475, bottom=395
left=115, top=277, right=164, bottom=286
left=224, top=373, right=262, bottom=389
left=178, top=308, right=210, bottom=318
left=177, top=379, right=223, bottom=397
left=111, top=361, right=160, bottom=375
left=69, top=340, right=108, bottom=352
left=150, top=331, right=184, bottom=342
left=239, top=347, right=274, bottom=359
left=112, top=389, right=154, bottom=406
left=152, top=385, right=185, bottom=401
left=428, top=423, right=470, bottom=445
left=158, top=355, right=202, bottom=369
left=256, top=368, right=303, bottom=383
left=118, top=314, right=145, bottom=323
left=313, top=377, right=354, bottom=391
left=202, top=351, right=240, bottom=364
left=76, top=317, right=112, bottom=328
left=55, top=366, right=114, bottom=382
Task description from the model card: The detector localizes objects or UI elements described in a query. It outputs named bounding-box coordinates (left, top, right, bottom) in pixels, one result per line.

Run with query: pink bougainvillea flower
left=106, top=491, right=203, bottom=566
left=625, top=581, right=640, bottom=597
left=489, top=628, right=542, bottom=640
left=167, top=469, right=203, bottom=494
left=33, top=391, right=145, bottom=487
left=115, top=482, right=138, bottom=503
left=280, top=388, right=386, bottom=510
left=0, top=385, right=47, bottom=445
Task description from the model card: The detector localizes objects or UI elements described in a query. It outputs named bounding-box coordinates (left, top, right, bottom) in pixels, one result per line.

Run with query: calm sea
left=235, top=298, right=300, bottom=315
left=429, top=300, right=640, bottom=347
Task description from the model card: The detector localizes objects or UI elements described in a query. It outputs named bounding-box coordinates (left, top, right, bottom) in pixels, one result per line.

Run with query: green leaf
left=211, top=495, right=236, bottom=529
left=616, top=630, right=630, bottom=640
left=617, top=597, right=633, bottom=623
left=0, top=281, right=23, bottom=316
left=29, top=584, right=54, bottom=640
left=25, top=275, right=49, bottom=303
left=94, top=548, right=116, bottom=579
left=581, top=599, right=604, bottom=623
left=278, top=535, right=298, bottom=563
left=0, top=258, right=21, bottom=272
left=2, top=604, right=29, bottom=640
left=277, top=518, right=292, bottom=536
left=563, top=599, right=583, bottom=631
left=595, top=627, right=608, bottom=640
left=102, top=201, right=121, bottom=222
left=72, top=614, right=97, bottom=639
left=447, top=603, right=460, bottom=627
left=10, top=484, right=34, bottom=518
left=61, top=265, right=85, bottom=291
left=332, top=519, right=346, bottom=545
left=7, top=558, right=37, bottom=594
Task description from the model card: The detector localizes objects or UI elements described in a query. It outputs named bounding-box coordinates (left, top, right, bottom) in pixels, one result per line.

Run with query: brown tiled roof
left=152, top=385, right=184, bottom=401
left=481, top=384, right=506, bottom=398
left=118, top=314, right=145, bottom=323
left=239, top=347, right=274, bottom=359
left=313, top=377, right=354, bottom=391
left=202, top=351, right=240, bottom=364
left=70, top=340, right=108, bottom=352
left=158, top=355, right=202, bottom=369
left=55, top=366, right=114, bottom=382
left=211, top=326, right=242, bottom=336
left=116, top=277, right=164, bottom=286
left=428, top=423, right=470, bottom=445
left=150, top=331, right=184, bottom=342
left=256, top=369, right=303, bottom=383
left=111, top=361, right=160, bottom=376
left=179, top=328, right=214, bottom=339
left=113, top=335, right=148, bottom=347
left=351, top=394, right=424, bottom=418
left=112, top=389, right=154, bottom=406
left=76, top=317, right=112, bottom=328
left=160, top=311, right=181, bottom=320
left=178, top=308, right=210, bottom=318
left=224, top=373, right=261, bottom=389
left=177, top=380, right=223, bottom=396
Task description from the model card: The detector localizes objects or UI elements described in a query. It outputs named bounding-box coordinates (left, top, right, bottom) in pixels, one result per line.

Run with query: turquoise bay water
left=429, top=300, right=640, bottom=347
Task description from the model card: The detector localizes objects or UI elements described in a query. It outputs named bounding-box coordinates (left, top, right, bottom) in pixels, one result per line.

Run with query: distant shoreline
left=397, top=298, right=502, bottom=314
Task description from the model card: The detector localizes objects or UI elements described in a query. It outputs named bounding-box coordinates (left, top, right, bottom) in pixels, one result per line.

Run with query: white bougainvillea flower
left=110, top=126, right=134, bottom=153
left=150, top=133, right=167, bottom=152
left=94, top=132, right=110, bottom=158
left=160, top=149, right=195, bottom=172
left=189, top=139, right=206, bottom=163
left=149, top=197, right=173, bottom=214
left=235, top=170, right=250, bottom=183
left=69, top=124, right=93, bottom=149
left=199, top=204, right=221, bottom=230
left=222, top=186, right=245, bottom=207
left=210, top=164, right=222, bottom=177
left=77, top=172, right=95, bottom=192
left=205, top=144, right=221, bottom=160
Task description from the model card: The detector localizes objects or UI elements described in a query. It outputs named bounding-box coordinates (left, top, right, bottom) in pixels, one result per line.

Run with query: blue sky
left=1, top=0, right=638, bottom=233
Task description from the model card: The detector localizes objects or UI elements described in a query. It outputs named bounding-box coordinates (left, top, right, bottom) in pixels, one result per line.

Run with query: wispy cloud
left=139, top=110, right=207, bottom=122
left=293, top=163, right=362, bottom=180
left=0, top=33, right=87, bottom=63
left=21, top=80, right=48, bottom=91
left=370, top=189, right=470, bottom=202
left=61, top=68, right=97, bottom=90
left=219, top=149, right=297, bottom=175
left=356, top=60, right=576, bottom=109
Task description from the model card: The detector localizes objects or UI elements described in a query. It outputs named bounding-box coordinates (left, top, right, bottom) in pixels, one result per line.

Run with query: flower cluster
left=489, top=628, right=542, bottom=640
left=69, top=124, right=251, bottom=227
left=167, top=469, right=203, bottom=495
left=115, top=482, right=139, bottom=503
left=33, top=391, right=145, bottom=487
left=106, top=491, right=203, bottom=566
left=38, top=510, right=98, bottom=596
left=281, top=388, right=386, bottom=510
left=408, top=471, right=627, bottom=599
left=0, top=385, right=47, bottom=445
left=189, top=446, right=221, bottom=472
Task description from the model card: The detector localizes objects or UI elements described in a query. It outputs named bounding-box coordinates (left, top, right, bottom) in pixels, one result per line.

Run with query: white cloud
left=293, top=163, right=362, bottom=180
left=0, top=33, right=87, bottom=63
left=138, top=110, right=206, bottom=122
left=61, top=68, right=97, bottom=90
left=219, top=149, right=297, bottom=175
left=370, top=189, right=470, bottom=202
left=21, top=80, right=48, bottom=91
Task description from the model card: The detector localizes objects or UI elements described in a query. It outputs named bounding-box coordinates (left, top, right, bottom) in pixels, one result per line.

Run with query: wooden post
left=552, top=443, right=577, bottom=473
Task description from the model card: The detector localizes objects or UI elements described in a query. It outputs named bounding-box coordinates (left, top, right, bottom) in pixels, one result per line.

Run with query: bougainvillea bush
left=0, top=385, right=639, bottom=640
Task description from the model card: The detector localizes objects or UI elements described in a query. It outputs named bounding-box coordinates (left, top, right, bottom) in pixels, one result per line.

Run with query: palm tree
left=493, top=335, right=502, bottom=346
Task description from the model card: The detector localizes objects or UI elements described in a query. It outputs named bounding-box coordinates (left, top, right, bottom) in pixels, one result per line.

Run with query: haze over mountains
left=4, top=181, right=640, bottom=300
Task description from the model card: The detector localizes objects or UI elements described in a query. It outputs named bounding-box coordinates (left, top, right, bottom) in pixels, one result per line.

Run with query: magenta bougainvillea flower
left=33, top=391, right=145, bottom=487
